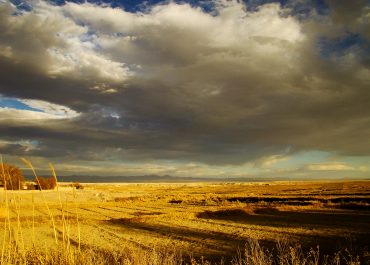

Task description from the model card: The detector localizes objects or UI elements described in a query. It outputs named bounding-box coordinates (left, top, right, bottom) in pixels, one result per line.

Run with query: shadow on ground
left=197, top=207, right=370, bottom=254
left=105, top=217, right=273, bottom=262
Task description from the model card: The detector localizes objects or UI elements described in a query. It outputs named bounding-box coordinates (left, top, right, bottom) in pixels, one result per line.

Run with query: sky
left=0, top=0, right=369, bottom=179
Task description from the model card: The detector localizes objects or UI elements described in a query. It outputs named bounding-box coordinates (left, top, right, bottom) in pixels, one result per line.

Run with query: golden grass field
left=0, top=180, right=369, bottom=264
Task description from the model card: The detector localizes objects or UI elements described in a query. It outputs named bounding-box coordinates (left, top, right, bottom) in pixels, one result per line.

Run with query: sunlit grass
left=0, top=158, right=368, bottom=264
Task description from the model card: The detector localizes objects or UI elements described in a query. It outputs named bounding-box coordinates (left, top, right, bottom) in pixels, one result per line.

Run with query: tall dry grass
left=0, top=158, right=366, bottom=265
left=1, top=237, right=364, bottom=265
left=232, top=239, right=362, bottom=265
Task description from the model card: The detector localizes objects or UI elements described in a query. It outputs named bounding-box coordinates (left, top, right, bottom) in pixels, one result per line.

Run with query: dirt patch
left=168, top=199, right=183, bottom=204
left=133, top=211, right=163, bottom=216
left=224, top=196, right=370, bottom=209
left=197, top=208, right=251, bottom=221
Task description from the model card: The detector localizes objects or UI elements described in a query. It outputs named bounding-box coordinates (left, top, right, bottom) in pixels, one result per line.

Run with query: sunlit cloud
left=253, top=155, right=289, bottom=168
left=0, top=107, right=76, bottom=120
left=19, top=99, right=79, bottom=118
left=305, top=162, right=355, bottom=171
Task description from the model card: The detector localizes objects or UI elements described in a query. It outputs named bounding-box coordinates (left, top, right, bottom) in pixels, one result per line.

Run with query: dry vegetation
left=0, top=163, right=25, bottom=190
left=0, top=161, right=369, bottom=264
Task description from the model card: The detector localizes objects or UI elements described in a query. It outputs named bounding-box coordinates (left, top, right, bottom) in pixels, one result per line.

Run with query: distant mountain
left=28, top=174, right=278, bottom=183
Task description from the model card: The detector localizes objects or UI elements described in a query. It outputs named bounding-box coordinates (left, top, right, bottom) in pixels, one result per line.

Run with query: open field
left=0, top=180, right=369, bottom=264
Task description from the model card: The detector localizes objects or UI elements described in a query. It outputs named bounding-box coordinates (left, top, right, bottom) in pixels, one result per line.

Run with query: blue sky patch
left=10, top=0, right=330, bottom=17
left=0, top=96, right=43, bottom=112
left=46, top=0, right=214, bottom=12
left=318, top=33, right=370, bottom=58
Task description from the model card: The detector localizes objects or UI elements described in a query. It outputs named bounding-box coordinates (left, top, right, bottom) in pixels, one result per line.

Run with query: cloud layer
left=0, top=0, right=369, bottom=177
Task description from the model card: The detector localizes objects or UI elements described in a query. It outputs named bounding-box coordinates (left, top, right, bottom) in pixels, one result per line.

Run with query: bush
left=25, top=182, right=36, bottom=190
left=72, top=182, right=84, bottom=190
left=0, top=163, right=25, bottom=190
left=35, top=176, right=57, bottom=190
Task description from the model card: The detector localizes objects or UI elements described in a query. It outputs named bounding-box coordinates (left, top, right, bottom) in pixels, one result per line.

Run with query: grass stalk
left=49, top=162, right=69, bottom=246
left=21, top=158, right=58, bottom=245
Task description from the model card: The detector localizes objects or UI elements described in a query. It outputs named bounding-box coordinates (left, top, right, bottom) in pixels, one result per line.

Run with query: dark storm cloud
left=326, top=0, right=368, bottom=25
left=0, top=0, right=369, bottom=168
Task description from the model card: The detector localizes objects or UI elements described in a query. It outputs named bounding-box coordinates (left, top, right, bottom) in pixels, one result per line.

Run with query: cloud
left=326, top=0, right=369, bottom=35
left=0, top=107, right=75, bottom=120
left=0, top=1, right=130, bottom=83
left=253, top=155, right=289, bottom=168
left=305, top=162, right=354, bottom=171
left=0, top=139, right=39, bottom=155
left=19, top=99, right=79, bottom=118
left=0, top=0, right=369, bottom=175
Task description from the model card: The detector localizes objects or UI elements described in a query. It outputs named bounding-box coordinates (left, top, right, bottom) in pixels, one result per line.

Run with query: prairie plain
left=0, top=180, right=369, bottom=264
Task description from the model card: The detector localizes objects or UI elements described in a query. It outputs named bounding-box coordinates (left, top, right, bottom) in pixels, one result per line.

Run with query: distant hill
left=28, top=174, right=279, bottom=183
left=25, top=174, right=365, bottom=183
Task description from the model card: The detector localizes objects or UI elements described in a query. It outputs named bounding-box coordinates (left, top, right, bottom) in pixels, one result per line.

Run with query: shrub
left=72, top=182, right=84, bottom=190
left=0, top=163, right=25, bottom=190
left=25, top=182, right=36, bottom=190
left=35, top=176, right=57, bottom=190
